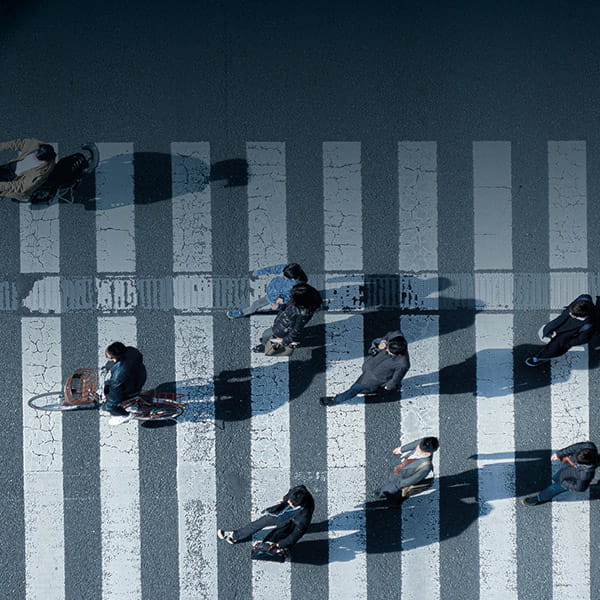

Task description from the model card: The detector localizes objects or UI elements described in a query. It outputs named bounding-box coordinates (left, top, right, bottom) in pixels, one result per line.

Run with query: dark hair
left=290, top=283, right=322, bottom=312
left=576, top=448, right=598, bottom=465
left=420, top=437, right=439, bottom=453
left=36, top=144, right=56, bottom=162
left=106, top=341, right=127, bottom=360
left=570, top=300, right=594, bottom=318
left=387, top=336, right=407, bottom=356
left=288, top=487, right=310, bottom=507
left=283, top=263, right=308, bottom=282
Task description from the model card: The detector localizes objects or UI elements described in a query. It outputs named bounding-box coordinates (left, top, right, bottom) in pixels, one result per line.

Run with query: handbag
left=251, top=541, right=289, bottom=562
left=401, top=476, right=434, bottom=498
left=264, top=339, right=294, bottom=356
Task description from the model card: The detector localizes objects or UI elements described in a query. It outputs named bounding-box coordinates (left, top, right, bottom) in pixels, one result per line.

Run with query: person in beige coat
left=0, top=138, right=56, bottom=200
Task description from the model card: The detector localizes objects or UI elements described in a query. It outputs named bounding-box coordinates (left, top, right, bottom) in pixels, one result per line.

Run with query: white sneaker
left=108, top=414, right=135, bottom=427
left=217, top=529, right=236, bottom=544
left=98, top=408, right=111, bottom=417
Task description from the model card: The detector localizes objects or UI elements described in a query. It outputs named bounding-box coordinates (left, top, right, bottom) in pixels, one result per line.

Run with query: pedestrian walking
left=525, top=294, right=597, bottom=367
left=0, top=138, right=56, bottom=200
left=320, top=330, right=409, bottom=406
left=252, top=282, right=322, bottom=354
left=217, top=485, right=314, bottom=553
left=521, top=441, right=598, bottom=506
left=227, top=263, right=308, bottom=319
left=377, top=437, right=439, bottom=504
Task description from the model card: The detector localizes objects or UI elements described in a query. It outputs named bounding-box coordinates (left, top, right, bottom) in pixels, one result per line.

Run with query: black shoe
left=520, top=495, right=541, bottom=506
left=319, top=396, right=336, bottom=406
left=252, top=344, right=265, bottom=353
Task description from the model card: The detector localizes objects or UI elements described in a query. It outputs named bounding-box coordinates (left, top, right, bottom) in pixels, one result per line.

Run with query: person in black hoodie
left=252, top=283, right=322, bottom=353
left=521, top=441, right=598, bottom=506
left=525, top=294, right=597, bottom=366
left=101, top=341, right=147, bottom=427
left=217, top=485, right=314, bottom=551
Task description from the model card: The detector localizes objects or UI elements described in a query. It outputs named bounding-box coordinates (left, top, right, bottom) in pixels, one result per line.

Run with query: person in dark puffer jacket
left=217, top=485, right=314, bottom=550
left=521, top=441, right=598, bottom=506
left=252, top=283, right=322, bottom=353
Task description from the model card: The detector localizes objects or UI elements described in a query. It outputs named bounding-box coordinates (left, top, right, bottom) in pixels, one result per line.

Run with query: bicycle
left=28, top=367, right=185, bottom=422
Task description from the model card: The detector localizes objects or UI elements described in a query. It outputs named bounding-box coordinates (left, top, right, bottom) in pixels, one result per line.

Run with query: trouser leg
left=536, top=335, right=572, bottom=359
left=241, top=296, right=270, bottom=316
left=233, top=514, right=278, bottom=542
left=333, top=382, right=378, bottom=403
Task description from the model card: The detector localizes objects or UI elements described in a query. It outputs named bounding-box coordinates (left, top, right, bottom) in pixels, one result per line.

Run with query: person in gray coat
left=521, top=441, right=598, bottom=505
left=378, top=437, right=439, bottom=504
left=320, top=330, right=410, bottom=406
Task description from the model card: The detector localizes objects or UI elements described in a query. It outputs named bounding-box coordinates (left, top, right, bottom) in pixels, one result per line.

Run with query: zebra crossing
left=2, top=140, right=599, bottom=600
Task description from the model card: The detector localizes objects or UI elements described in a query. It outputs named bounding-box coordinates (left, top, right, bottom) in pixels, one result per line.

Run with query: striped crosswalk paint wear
left=4, top=139, right=598, bottom=599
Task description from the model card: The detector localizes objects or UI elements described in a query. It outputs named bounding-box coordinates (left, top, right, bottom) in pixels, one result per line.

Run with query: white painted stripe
left=251, top=315, right=290, bottom=600
left=98, top=317, right=141, bottom=600
left=22, top=317, right=64, bottom=600
left=20, top=143, right=59, bottom=273
left=323, top=142, right=362, bottom=271
left=325, top=312, right=367, bottom=600
left=247, top=142, right=287, bottom=270
left=398, top=142, right=438, bottom=273
left=548, top=140, right=590, bottom=599
left=551, top=346, right=590, bottom=600
left=473, top=142, right=512, bottom=270
left=399, top=315, right=440, bottom=600
left=96, top=143, right=136, bottom=273
left=548, top=141, right=587, bottom=270
left=175, top=315, right=217, bottom=600
left=171, top=142, right=212, bottom=272
left=475, top=313, right=517, bottom=600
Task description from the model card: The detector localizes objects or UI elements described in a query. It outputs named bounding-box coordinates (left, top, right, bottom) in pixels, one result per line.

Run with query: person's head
left=570, top=299, right=594, bottom=318
left=35, top=144, right=56, bottom=163
left=105, top=341, right=127, bottom=362
left=576, top=448, right=598, bottom=466
left=419, top=437, right=439, bottom=454
left=283, top=263, right=308, bottom=282
left=287, top=487, right=310, bottom=507
left=387, top=336, right=407, bottom=356
left=290, top=283, right=322, bottom=312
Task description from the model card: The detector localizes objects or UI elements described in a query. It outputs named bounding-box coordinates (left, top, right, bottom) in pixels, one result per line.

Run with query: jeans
left=538, top=470, right=568, bottom=502
left=333, top=382, right=379, bottom=403
left=241, top=295, right=271, bottom=316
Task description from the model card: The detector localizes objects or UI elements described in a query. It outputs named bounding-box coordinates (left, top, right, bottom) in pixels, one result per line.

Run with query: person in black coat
left=102, top=341, right=147, bottom=426
left=525, top=294, right=597, bottom=366
left=217, top=485, right=314, bottom=550
left=252, top=283, right=322, bottom=353
left=320, top=330, right=410, bottom=406
left=521, top=441, right=598, bottom=505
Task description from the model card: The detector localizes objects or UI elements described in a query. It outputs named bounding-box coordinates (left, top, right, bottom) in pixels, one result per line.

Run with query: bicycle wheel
left=28, top=392, right=95, bottom=412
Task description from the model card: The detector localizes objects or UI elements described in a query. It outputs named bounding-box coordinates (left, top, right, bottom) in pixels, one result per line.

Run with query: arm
left=275, top=511, right=312, bottom=549
left=105, top=368, right=128, bottom=407
left=397, top=461, right=432, bottom=487
left=399, top=439, right=420, bottom=454
left=384, top=358, right=410, bottom=390
left=570, top=323, right=595, bottom=346
left=556, top=441, right=594, bottom=460
left=542, top=310, right=569, bottom=338
left=0, top=138, right=29, bottom=152
left=253, top=264, right=287, bottom=277
left=281, top=312, right=312, bottom=345
left=0, top=178, right=31, bottom=197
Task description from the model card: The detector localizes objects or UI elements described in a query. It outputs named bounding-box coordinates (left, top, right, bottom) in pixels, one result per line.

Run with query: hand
left=392, top=446, right=402, bottom=455
left=550, top=453, right=559, bottom=461
left=249, top=270, right=259, bottom=281
left=378, top=341, right=387, bottom=350
left=383, top=386, right=391, bottom=391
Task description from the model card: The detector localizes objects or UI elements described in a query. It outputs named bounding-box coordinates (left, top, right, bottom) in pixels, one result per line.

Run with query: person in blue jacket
left=227, top=263, right=308, bottom=319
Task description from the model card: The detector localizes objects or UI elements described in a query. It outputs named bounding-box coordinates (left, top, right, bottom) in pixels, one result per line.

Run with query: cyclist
left=101, top=342, right=147, bottom=426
